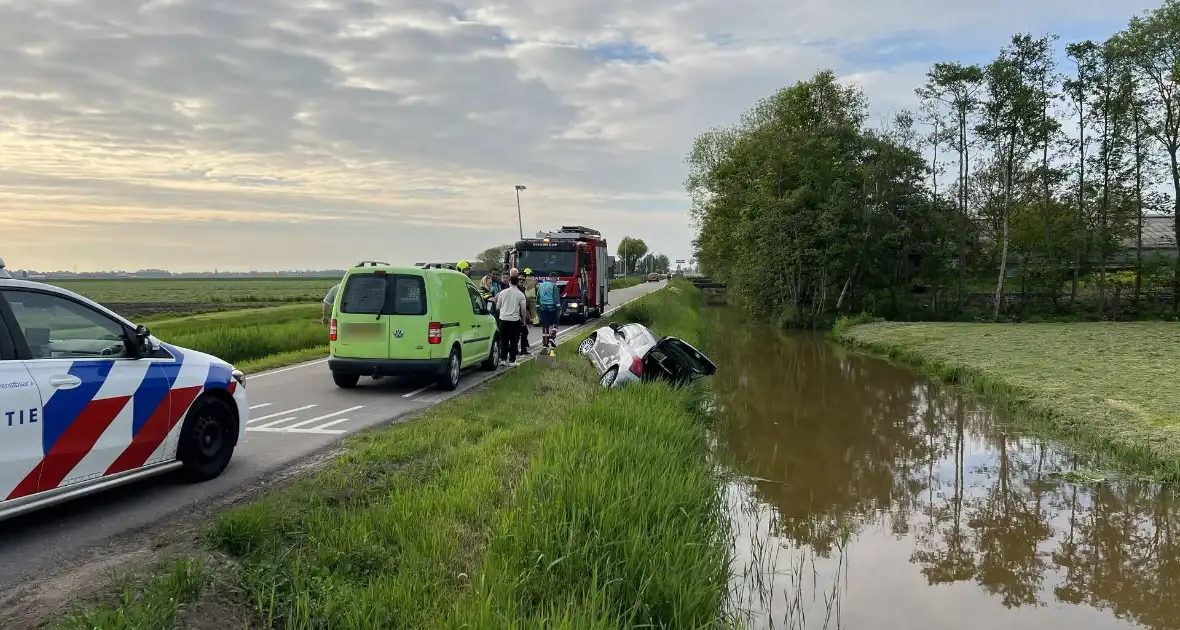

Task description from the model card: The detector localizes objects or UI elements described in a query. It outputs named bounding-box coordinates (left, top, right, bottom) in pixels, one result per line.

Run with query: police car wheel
left=333, top=372, right=360, bottom=389
left=437, top=347, right=462, bottom=391
left=177, top=395, right=237, bottom=483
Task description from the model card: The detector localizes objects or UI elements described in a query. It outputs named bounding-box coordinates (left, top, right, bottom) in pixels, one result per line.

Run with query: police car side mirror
left=133, top=325, right=158, bottom=357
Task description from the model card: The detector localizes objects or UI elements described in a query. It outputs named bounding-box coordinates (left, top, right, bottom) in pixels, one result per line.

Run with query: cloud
left=0, top=0, right=1158, bottom=271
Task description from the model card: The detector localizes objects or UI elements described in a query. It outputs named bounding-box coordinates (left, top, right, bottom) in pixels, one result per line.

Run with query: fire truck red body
left=506, top=226, right=610, bottom=322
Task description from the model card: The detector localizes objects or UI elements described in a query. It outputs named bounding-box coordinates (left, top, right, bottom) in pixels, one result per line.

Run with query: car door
left=0, top=297, right=44, bottom=502
left=0, top=287, right=174, bottom=494
left=465, top=284, right=492, bottom=361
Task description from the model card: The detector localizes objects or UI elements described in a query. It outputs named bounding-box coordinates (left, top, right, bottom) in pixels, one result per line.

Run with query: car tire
left=600, top=367, right=619, bottom=388
left=333, top=372, right=360, bottom=389
left=481, top=336, right=501, bottom=371
left=177, top=395, right=237, bottom=483
left=578, top=334, right=596, bottom=357
left=437, top=347, right=462, bottom=390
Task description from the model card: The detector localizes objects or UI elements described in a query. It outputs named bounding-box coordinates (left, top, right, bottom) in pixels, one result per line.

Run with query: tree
left=977, top=34, right=1054, bottom=319
left=918, top=62, right=985, bottom=308
left=476, top=245, right=512, bottom=269
left=617, top=237, right=648, bottom=275
left=1119, top=0, right=1180, bottom=310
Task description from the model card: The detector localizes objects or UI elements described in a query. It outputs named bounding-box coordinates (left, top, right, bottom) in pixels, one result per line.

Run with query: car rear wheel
left=177, top=395, right=237, bottom=483
left=437, top=347, right=462, bottom=390
left=600, top=367, right=619, bottom=388
left=333, top=372, right=360, bottom=389
left=481, top=336, right=501, bottom=371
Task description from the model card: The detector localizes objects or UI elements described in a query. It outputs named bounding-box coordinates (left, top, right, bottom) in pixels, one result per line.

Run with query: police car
left=0, top=257, right=248, bottom=522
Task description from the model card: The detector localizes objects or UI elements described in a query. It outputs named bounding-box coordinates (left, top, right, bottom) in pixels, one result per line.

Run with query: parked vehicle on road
left=647, top=273, right=661, bottom=282
left=577, top=322, right=716, bottom=388
left=0, top=272, right=248, bottom=522
left=505, top=226, right=609, bottom=322
left=328, top=262, right=500, bottom=391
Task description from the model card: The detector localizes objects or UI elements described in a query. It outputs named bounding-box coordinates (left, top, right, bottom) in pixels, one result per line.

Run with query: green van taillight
left=428, top=321, right=442, bottom=344
left=330, top=319, right=338, bottom=341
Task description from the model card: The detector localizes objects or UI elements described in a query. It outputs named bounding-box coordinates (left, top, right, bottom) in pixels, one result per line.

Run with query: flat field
left=142, top=304, right=328, bottom=371
left=836, top=320, right=1180, bottom=478
left=44, top=277, right=340, bottom=318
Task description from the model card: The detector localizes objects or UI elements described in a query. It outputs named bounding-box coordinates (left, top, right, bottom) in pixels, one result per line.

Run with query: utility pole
left=514, top=185, right=526, bottom=239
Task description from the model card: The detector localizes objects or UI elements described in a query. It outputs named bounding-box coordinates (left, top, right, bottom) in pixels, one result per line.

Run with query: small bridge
left=687, top=277, right=728, bottom=305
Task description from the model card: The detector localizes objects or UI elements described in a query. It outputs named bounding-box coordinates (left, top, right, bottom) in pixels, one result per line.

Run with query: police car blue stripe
left=42, top=361, right=113, bottom=456
left=203, top=362, right=233, bottom=392
left=130, top=360, right=183, bottom=438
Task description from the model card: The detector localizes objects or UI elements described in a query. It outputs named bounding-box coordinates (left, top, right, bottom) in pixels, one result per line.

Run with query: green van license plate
left=342, top=322, right=384, bottom=338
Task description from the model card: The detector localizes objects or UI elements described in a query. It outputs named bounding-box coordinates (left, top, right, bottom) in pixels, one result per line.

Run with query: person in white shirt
left=495, top=275, right=528, bottom=366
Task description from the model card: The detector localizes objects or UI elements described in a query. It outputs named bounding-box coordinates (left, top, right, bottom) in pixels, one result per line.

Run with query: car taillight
left=628, top=356, right=643, bottom=377
left=428, top=321, right=442, bottom=344
left=329, top=319, right=338, bottom=341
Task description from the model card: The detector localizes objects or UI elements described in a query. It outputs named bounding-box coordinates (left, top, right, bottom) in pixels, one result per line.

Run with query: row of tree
left=688, top=0, right=1180, bottom=325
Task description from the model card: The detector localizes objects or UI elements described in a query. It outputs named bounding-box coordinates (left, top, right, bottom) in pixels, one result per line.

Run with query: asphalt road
left=0, top=280, right=665, bottom=591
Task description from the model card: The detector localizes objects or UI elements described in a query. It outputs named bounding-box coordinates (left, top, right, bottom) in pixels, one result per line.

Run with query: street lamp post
left=514, top=185, right=526, bottom=239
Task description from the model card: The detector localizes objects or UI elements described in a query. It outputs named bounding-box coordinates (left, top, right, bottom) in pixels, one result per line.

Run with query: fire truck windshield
left=515, top=249, right=576, bottom=277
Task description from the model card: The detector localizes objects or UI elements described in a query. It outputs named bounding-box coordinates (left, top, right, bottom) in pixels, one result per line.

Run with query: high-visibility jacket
left=523, top=277, right=538, bottom=298
left=537, top=280, right=560, bottom=307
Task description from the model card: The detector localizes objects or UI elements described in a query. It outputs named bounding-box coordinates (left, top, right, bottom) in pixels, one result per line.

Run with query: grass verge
left=144, top=304, right=329, bottom=368
left=833, top=319, right=1180, bottom=479
left=49, top=280, right=733, bottom=629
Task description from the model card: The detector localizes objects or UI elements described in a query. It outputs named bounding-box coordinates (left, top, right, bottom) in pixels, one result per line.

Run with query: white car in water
left=0, top=259, right=248, bottom=522
left=577, top=321, right=716, bottom=388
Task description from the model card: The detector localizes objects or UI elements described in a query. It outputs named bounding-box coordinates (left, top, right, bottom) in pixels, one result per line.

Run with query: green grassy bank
left=143, top=304, right=329, bottom=373
left=50, top=282, right=734, bottom=630
left=834, top=320, right=1180, bottom=479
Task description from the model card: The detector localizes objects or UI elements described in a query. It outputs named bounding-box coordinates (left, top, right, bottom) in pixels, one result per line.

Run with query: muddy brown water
left=709, top=310, right=1180, bottom=630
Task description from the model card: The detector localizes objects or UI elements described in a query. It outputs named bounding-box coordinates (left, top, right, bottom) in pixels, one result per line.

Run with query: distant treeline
left=687, top=0, right=1180, bottom=326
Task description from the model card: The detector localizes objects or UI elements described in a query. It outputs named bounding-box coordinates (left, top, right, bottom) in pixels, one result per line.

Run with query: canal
left=708, top=309, right=1180, bottom=630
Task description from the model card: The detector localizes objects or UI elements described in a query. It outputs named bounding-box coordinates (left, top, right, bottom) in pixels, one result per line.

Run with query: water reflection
left=710, top=310, right=1180, bottom=630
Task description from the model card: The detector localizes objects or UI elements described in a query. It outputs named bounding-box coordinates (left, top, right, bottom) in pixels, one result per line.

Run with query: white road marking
left=402, top=385, right=431, bottom=398
left=298, top=416, right=354, bottom=431
left=249, top=403, right=273, bottom=410
left=248, top=417, right=297, bottom=431
left=269, top=406, right=365, bottom=432
left=248, top=358, right=329, bottom=379
left=247, top=404, right=317, bottom=424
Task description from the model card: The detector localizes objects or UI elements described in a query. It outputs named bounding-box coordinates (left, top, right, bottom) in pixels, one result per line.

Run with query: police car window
left=2, top=290, right=129, bottom=360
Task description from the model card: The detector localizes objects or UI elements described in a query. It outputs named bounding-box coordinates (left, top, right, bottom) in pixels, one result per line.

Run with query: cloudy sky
left=0, top=0, right=1155, bottom=272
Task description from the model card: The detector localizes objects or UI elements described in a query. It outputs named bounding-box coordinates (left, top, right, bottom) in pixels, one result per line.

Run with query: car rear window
left=340, top=273, right=427, bottom=315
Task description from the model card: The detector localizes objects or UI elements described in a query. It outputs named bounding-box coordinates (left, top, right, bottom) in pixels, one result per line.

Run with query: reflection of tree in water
left=709, top=310, right=1180, bottom=628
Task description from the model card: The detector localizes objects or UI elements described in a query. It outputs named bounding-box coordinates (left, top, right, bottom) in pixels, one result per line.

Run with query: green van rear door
left=332, top=271, right=430, bottom=360
left=384, top=274, right=431, bottom=361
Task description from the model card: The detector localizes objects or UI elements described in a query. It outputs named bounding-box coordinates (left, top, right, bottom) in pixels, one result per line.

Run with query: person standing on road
left=495, top=275, right=527, bottom=366
left=537, top=271, right=561, bottom=348
left=321, top=282, right=340, bottom=324
left=457, top=260, right=473, bottom=278
left=518, top=268, right=538, bottom=356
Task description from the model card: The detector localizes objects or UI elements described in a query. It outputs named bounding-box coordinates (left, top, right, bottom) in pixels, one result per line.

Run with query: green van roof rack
left=355, top=261, right=390, bottom=267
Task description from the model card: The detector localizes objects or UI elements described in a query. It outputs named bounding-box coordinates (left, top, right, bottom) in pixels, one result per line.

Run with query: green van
left=328, top=262, right=500, bottom=390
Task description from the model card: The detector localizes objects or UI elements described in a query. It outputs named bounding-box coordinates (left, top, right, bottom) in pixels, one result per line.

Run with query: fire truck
left=506, top=226, right=610, bottom=322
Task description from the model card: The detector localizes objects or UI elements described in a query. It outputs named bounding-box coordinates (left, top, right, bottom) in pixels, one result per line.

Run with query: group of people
left=459, top=262, right=560, bottom=367
left=320, top=263, right=562, bottom=369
